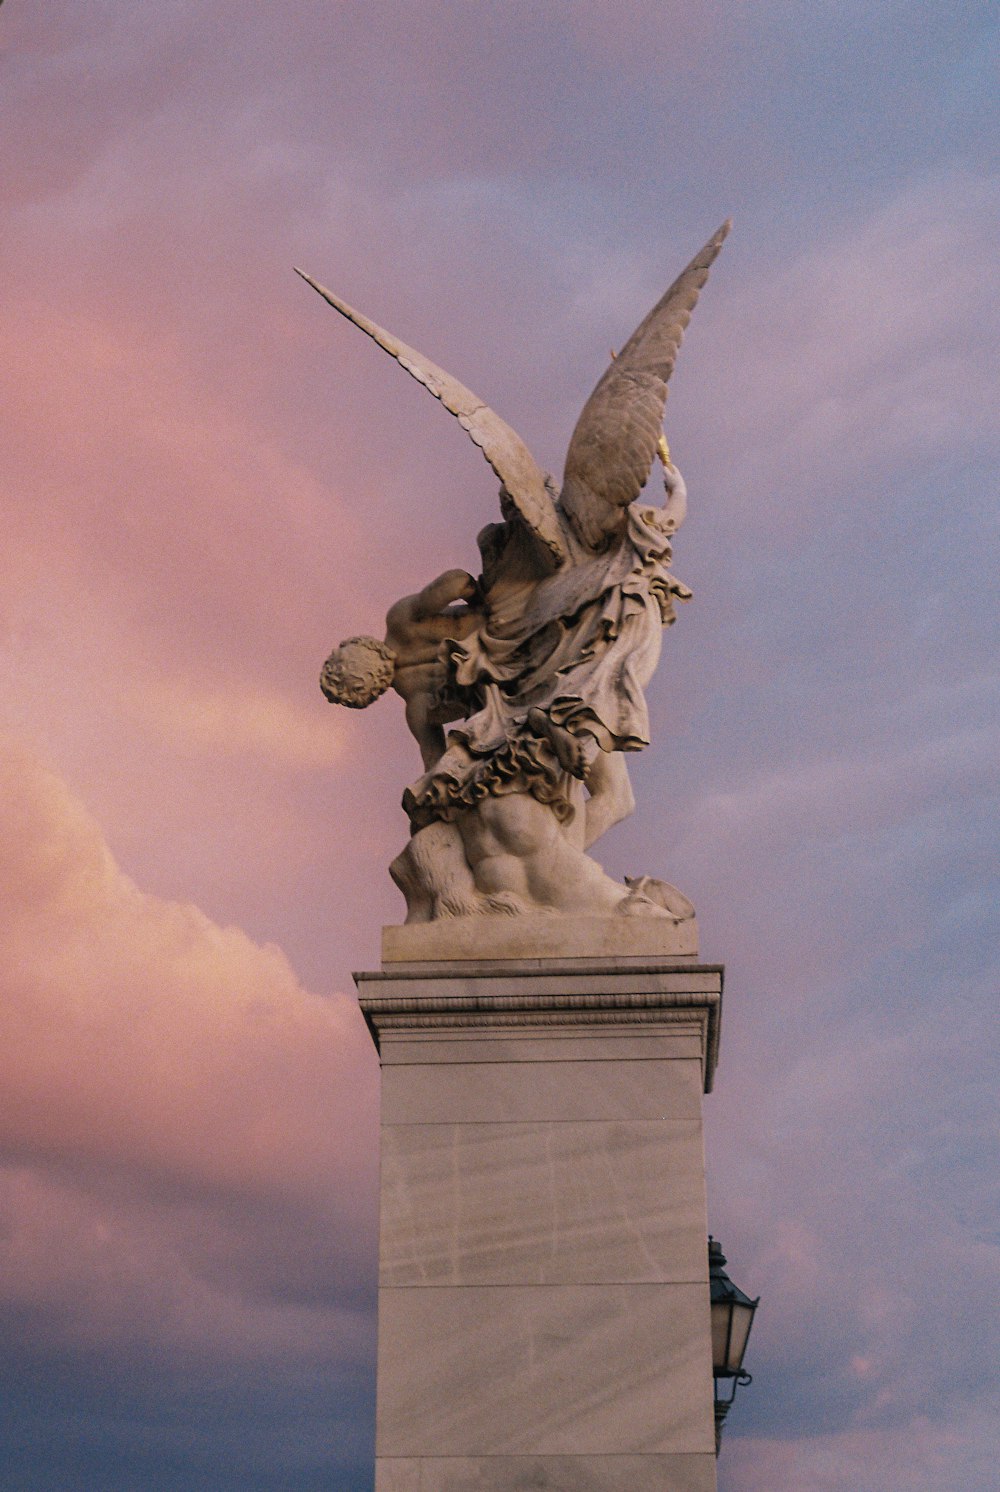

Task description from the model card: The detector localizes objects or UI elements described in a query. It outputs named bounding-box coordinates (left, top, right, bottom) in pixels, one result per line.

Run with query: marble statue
left=303, top=221, right=729, bottom=924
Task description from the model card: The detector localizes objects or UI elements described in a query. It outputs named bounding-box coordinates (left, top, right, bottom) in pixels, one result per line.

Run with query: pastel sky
left=1, top=3, right=997, bottom=1489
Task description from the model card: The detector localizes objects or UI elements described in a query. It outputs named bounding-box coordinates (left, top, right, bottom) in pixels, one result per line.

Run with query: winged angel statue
left=300, top=221, right=729, bottom=924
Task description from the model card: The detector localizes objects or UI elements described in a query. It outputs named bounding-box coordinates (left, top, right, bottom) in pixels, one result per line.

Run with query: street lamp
left=709, top=1236, right=759, bottom=1454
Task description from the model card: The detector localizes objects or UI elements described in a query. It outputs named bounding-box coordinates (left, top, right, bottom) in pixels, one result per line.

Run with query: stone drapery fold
left=404, top=504, right=685, bottom=830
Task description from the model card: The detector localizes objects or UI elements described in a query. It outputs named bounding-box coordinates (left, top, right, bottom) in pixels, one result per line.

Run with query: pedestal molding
left=358, top=965, right=722, bottom=1091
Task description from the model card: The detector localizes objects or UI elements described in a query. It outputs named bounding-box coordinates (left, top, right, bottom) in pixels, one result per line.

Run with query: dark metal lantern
left=709, top=1236, right=759, bottom=1454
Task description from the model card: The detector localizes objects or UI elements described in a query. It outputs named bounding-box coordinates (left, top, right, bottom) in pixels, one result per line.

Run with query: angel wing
left=294, top=268, right=566, bottom=570
left=559, top=220, right=731, bottom=551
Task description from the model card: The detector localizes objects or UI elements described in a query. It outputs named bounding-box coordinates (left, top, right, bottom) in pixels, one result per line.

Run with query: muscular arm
left=661, top=461, right=687, bottom=535
left=412, top=568, right=479, bottom=620
left=384, top=569, right=480, bottom=769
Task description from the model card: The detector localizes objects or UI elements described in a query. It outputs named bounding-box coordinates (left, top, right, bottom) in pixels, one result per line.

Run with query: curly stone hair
left=320, top=635, right=396, bottom=709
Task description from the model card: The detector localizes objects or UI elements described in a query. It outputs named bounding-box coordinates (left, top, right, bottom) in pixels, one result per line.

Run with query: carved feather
left=294, top=268, right=566, bottom=570
left=560, top=220, right=731, bottom=551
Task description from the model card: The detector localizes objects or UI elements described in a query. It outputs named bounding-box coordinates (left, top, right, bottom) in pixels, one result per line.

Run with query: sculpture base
left=382, top=911, right=698, bottom=964
left=356, top=939, right=722, bottom=1491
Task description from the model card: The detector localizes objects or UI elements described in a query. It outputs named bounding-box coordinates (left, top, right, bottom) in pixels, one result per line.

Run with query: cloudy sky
left=2, top=3, right=997, bottom=1488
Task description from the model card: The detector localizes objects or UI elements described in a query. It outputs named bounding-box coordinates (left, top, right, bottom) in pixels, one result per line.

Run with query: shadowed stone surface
left=381, top=1055, right=706, bottom=1125
left=375, top=1454, right=718, bottom=1490
left=378, top=1030, right=706, bottom=1065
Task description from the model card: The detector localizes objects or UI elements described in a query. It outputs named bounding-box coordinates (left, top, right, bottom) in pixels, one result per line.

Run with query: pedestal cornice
left=356, top=955, right=723, bottom=1092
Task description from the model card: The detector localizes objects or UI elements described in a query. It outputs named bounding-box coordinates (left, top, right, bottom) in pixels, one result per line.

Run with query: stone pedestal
left=355, top=918, right=722, bottom=1492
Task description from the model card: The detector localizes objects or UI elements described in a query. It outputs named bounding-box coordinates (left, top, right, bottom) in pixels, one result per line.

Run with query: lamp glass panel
left=711, top=1302, right=732, bottom=1371
left=726, top=1302, right=755, bottom=1372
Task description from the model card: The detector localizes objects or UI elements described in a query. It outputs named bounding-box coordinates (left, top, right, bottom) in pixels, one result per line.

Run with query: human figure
left=324, top=549, right=653, bottom=920
left=320, top=568, right=480, bottom=770
left=384, top=569, right=481, bottom=768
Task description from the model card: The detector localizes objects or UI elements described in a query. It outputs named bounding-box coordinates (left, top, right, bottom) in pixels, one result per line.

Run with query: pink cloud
left=0, top=733, right=377, bottom=1365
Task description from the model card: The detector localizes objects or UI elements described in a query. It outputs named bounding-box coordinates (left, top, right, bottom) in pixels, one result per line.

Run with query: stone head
left=320, top=635, right=396, bottom=709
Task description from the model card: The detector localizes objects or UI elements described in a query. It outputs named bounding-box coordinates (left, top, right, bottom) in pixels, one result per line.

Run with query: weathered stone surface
left=379, top=1118, right=708, bottom=1286
left=358, top=948, right=721, bottom=1490
left=382, top=912, right=698, bottom=963
left=376, top=1283, right=714, bottom=1457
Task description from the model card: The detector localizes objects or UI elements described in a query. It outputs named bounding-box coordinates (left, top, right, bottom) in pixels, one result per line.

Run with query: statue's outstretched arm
left=661, top=459, right=687, bottom=535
